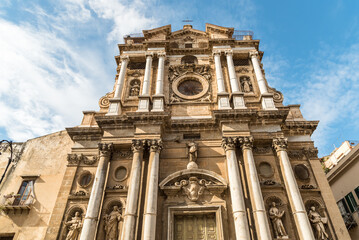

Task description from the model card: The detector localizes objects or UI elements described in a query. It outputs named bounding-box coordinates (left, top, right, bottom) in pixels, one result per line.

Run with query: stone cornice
left=94, top=112, right=169, bottom=130
left=66, top=126, right=103, bottom=141
left=282, top=120, right=319, bottom=136
left=213, top=109, right=289, bottom=125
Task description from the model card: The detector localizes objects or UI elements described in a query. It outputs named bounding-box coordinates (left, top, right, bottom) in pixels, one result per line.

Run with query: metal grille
left=233, top=30, right=254, bottom=40
left=233, top=59, right=249, bottom=66
left=128, top=62, right=146, bottom=69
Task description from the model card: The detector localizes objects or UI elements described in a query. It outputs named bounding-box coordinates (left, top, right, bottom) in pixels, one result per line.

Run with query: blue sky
left=0, top=0, right=358, bottom=157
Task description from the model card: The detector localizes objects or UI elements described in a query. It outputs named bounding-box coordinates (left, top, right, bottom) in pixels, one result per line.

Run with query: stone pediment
left=205, top=23, right=234, bottom=38
left=159, top=169, right=228, bottom=200
left=143, top=25, right=171, bottom=41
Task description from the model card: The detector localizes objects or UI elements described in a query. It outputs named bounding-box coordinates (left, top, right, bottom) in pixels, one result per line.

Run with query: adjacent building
left=0, top=24, right=351, bottom=240
left=326, top=142, right=359, bottom=239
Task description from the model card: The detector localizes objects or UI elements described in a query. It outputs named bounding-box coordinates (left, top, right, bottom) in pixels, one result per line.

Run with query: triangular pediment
left=142, top=25, right=171, bottom=41
left=206, top=23, right=234, bottom=39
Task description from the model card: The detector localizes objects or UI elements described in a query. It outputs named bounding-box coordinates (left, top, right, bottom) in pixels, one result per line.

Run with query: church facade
left=0, top=24, right=351, bottom=240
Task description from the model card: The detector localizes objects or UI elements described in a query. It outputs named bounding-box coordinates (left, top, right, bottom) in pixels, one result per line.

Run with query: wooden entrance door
left=174, top=213, right=217, bottom=240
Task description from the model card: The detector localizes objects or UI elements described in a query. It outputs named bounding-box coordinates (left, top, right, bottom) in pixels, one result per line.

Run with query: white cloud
left=0, top=0, right=161, bottom=141
left=267, top=44, right=359, bottom=156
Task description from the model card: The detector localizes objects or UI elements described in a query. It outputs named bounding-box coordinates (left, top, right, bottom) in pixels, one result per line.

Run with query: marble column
left=152, top=52, right=166, bottom=112
left=142, top=139, right=162, bottom=240
left=121, top=140, right=144, bottom=240
left=137, top=53, right=153, bottom=112
left=107, top=56, right=129, bottom=115
left=273, top=138, right=315, bottom=240
left=239, top=136, right=271, bottom=240
left=80, top=143, right=113, bottom=240
left=221, top=137, right=250, bottom=240
left=225, top=50, right=246, bottom=109
left=249, top=51, right=277, bottom=110
left=213, top=51, right=231, bottom=110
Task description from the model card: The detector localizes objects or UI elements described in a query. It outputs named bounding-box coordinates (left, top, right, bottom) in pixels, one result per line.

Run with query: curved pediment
left=159, top=169, right=228, bottom=200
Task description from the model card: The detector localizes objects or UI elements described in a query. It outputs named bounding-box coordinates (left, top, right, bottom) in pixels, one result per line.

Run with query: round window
left=178, top=79, right=203, bottom=96
left=114, top=166, right=128, bottom=181
left=294, top=164, right=310, bottom=180
left=79, top=172, right=93, bottom=187
left=258, top=162, right=274, bottom=178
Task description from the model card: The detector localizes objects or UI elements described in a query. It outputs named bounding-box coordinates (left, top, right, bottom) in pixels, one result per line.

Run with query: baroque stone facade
left=0, top=24, right=351, bottom=240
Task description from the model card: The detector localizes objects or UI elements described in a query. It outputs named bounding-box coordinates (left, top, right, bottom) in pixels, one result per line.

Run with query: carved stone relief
left=168, top=64, right=212, bottom=103
left=239, top=76, right=253, bottom=93
left=99, top=91, right=115, bottom=109
left=128, top=79, right=141, bottom=97
left=67, top=154, right=98, bottom=166
left=175, top=176, right=208, bottom=202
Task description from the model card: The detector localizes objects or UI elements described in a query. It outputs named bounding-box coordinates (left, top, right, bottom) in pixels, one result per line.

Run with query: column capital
left=238, top=136, right=254, bottom=150
left=221, top=137, right=237, bottom=152
left=120, top=55, right=130, bottom=62
left=131, top=139, right=145, bottom=153
left=98, top=143, right=113, bottom=157
left=225, top=50, right=233, bottom=56
left=157, top=52, right=166, bottom=58
left=145, top=52, right=154, bottom=58
left=249, top=50, right=259, bottom=58
left=147, top=139, right=163, bottom=153
left=212, top=50, right=222, bottom=56
left=272, top=137, right=288, bottom=152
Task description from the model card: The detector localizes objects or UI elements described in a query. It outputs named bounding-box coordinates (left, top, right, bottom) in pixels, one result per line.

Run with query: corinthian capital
left=238, top=136, right=254, bottom=150
left=225, top=50, right=233, bottom=56
left=249, top=51, right=259, bottom=58
left=131, top=139, right=145, bottom=153
left=221, top=137, right=237, bottom=152
left=147, top=139, right=163, bottom=153
left=157, top=52, right=166, bottom=58
left=272, top=138, right=288, bottom=152
left=120, top=55, right=129, bottom=62
left=98, top=143, right=113, bottom=157
left=212, top=50, right=222, bottom=56
left=145, top=52, right=154, bottom=58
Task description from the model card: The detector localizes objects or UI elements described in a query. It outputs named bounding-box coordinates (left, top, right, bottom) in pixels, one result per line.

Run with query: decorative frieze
left=67, top=154, right=84, bottom=165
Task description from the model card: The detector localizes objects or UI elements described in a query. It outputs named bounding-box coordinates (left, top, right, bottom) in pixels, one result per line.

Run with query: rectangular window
left=13, top=180, right=34, bottom=205
left=355, top=186, right=359, bottom=199
left=337, top=199, right=350, bottom=216
left=185, top=43, right=192, bottom=48
left=345, top=192, right=358, bottom=212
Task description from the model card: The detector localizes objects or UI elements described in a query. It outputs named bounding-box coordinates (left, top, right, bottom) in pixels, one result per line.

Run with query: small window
left=183, top=133, right=201, bottom=140
left=185, top=43, right=192, bottom=48
left=355, top=186, right=359, bottom=199
left=13, top=180, right=34, bottom=205
left=0, top=235, right=14, bottom=240
left=79, top=172, right=93, bottom=187
left=181, top=55, right=198, bottom=65
left=345, top=192, right=358, bottom=212
left=337, top=199, right=350, bottom=216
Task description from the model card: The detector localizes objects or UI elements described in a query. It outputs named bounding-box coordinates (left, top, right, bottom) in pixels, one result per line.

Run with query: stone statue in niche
left=175, top=177, right=207, bottom=202
left=308, top=206, right=329, bottom=240
left=129, top=80, right=140, bottom=97
left=65, top=211, right=83, bottom=240
left=268, top=202, right=288, bottom=239
left=186, top=141, right=198, bottom=169
left=104, top=205, right=122, bottom=240
left=240, top=76, right=253, bottom=93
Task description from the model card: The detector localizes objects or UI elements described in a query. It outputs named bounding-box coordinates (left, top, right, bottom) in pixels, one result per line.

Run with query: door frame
left=167, top=205, right=224, bottom=240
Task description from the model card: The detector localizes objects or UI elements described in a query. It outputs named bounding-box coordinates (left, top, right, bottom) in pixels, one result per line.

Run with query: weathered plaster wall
left=0, top=130, right=73, bottom=239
